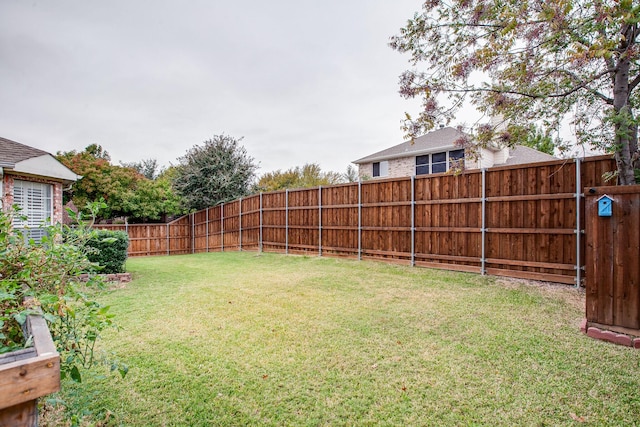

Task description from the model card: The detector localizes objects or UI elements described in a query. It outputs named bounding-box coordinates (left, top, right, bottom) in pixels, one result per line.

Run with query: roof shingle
left=0, top=137, right=50, bottom=165
left=353, top=127, right=465, bottom=164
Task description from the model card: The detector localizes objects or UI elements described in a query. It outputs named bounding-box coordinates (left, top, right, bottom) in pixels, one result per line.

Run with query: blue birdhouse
left=597, top=194, right=613, bottom=217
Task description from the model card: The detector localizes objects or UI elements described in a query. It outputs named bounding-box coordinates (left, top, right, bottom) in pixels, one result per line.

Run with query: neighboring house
left=353, top=126, right=556, bottom=179
left=0, top=137, right=79, bottom=241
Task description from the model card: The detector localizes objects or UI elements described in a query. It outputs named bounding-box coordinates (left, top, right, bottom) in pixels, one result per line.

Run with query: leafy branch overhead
left=391, top=0, right=639, bottom=184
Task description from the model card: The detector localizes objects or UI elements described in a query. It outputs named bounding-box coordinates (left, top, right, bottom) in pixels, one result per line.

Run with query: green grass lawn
left=48, top=252, right=640, bottom=426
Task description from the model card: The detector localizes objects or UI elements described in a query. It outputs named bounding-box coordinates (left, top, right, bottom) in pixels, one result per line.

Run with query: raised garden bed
left=0, top=313, right=60, bottom=426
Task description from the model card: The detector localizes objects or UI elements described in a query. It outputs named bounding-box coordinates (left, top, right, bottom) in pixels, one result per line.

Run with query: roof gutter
left=352, top=144, right=456, bottom=164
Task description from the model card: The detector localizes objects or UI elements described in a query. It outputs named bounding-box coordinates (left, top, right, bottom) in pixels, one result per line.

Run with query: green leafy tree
left=257, top=163, right=344, bottom=192
left=58, top=147, right=184, bottom=222
left=120, top=158, right=164, bottom=180
left=173, top=135, right=258, bottom=210
left=523, top=125, right=566, bottom=156
left=122, top=176, right=184, bottom=222
left=57, top=145, right=142, bottom=218
left=390, top=0, right=639, bottom=184
left=343, top=165, right=359, bottom=183
left=84, top=143, right=111, bottom=161
left=0, top=206, right=127, bottom=382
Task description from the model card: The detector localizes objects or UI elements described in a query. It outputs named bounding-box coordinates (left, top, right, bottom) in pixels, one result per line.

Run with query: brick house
left=0, top=137, right=79, bottom=241
left=353, top=126, right=556, bottom=180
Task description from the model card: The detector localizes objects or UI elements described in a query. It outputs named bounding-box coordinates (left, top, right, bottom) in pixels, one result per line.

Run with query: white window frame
left=12, top=179, right=53, bottom=242
left=372, top=161, right=389, bottom=178
left=415, top=149, right=465, bottom=175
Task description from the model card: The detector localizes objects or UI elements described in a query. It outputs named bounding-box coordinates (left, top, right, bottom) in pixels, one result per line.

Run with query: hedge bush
left=85, top=229, right=129, bottom=273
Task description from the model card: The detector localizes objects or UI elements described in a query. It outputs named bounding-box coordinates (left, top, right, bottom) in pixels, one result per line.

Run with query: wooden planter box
left=0, top=313, right=60, bottom=426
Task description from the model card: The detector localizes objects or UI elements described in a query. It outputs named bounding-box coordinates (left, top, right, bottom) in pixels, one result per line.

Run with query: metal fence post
left=285, top=189, right=289, bottom=255
left=191, top=213, right=195, bottom=254
left=221, top=204, right=224, bottom=252
left=411, top=175, right=415, bottom=267
left=358, top=180, right=362, bottom=261
left=318, top=186, right=322, bottom=257
left=575, top=157, right=582, bottom=288
left=166, top=223, right=169, bottom=256
left=239, top=197, right=242, bottom=252
left=481, top=168, right=487, bottom=275
left=259, top=193, right=263, bottom=253
left=205, top=208, right=209, bottom=253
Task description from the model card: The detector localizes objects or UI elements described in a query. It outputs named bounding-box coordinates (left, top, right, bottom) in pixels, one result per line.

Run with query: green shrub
left=0, top=206, right=126, bottom=382
left=85, top=230, right=129, bottom=274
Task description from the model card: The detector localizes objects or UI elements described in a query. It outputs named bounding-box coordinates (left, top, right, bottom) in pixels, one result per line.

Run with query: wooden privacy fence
left=94, top=215, right=191, bottom=257
left=96, top=155, right=615, bottom=285
left=585, top=185, right=640, bottom=336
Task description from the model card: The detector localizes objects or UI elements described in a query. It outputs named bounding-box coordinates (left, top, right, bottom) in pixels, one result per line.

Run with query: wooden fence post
left=146, top=225, right=151, bottom=257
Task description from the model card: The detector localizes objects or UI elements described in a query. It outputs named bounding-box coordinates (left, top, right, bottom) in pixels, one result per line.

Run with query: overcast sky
left=0, top=0, right=464, bottom=176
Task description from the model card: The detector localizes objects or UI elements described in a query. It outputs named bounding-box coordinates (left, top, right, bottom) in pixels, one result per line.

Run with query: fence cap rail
left=586, top=185, right=640, bottom=196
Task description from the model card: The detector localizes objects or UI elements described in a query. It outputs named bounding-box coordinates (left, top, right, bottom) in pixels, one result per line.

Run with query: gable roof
left=0, top=137, right=49, bottom=165
left=504, top=145, right=556, bottom=165
left=0, top=137, right=79, bottom=182
left=353, top=127, right=558, bottom=166
left=353, top=126, right=465, bottom=164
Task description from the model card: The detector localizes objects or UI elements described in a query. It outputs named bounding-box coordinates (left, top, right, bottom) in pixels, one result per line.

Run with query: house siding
left=358, top=156, right=416, bottom=180
left=358, top=162, right=374, bottom=180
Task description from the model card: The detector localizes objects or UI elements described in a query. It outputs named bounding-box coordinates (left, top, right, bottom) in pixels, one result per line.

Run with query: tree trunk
left=613, top=107, right=638, bottom=186
left=612, top=28, right=637, bottom=185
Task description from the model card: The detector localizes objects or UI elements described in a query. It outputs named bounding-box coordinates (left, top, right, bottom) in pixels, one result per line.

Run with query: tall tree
left=121, top=176, right=184, bottom=223
left=58, top=146, right=184, bottom=221
left=390, top=0, right=639, bottom=184
left=57, top=145, right=140, bottom=217
left=173, top=135, right=258, bottom=210
left=343, top=165, right=359, bottom=183
left=120, top=158, right=164, bottom=180
left=257, top=163, right=343, bottom=192
left=523, top=125, right=564, bottom=156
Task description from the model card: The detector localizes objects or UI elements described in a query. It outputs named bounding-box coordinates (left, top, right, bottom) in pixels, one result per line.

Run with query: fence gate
left=585, top=185, right=640, bottom=336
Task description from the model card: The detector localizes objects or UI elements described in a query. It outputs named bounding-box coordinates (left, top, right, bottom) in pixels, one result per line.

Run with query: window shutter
left=12, top=180, right=53, bottom=243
